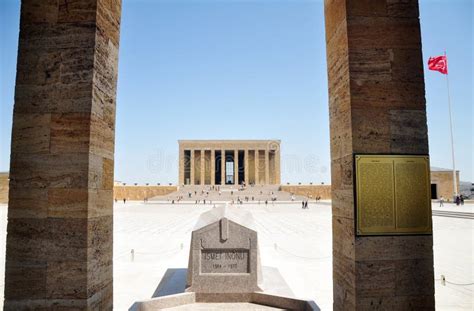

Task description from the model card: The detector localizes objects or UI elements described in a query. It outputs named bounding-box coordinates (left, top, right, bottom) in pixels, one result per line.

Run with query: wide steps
left=150, top=185, right=308, bottom=202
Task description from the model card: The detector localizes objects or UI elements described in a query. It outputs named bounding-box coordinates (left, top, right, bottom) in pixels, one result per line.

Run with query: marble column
left=179, top=147, right=184, bottom=185
left=234, top=150, right=239, bottom=185
left=4, top=0, right=121, bottom=309
left=244, top=149, right=249, bottom=185
left=211, top=149, right=215, bottom=185
left=190, top=150, right=195, bottom=185
left=221, top=149, right=226, bottom=185
left=325, top=0, right=434, bottom=309
left=254, top=150, right=260, bottom=185
left=265, top=149, right=270, bottom=185
left=200, top=149, right=205, bottom=185
left=276, top=148, right=281, bottom=185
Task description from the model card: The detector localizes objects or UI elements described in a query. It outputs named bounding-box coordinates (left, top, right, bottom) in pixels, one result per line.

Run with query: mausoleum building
left=178, top=140, right=281, bottom=186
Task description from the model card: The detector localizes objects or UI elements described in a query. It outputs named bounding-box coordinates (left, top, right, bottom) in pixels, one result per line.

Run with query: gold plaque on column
left=355, top=155, right=432, bottom=236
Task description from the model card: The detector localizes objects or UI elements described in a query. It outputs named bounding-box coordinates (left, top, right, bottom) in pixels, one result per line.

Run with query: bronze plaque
left=355, top=155, right=432, bottom=236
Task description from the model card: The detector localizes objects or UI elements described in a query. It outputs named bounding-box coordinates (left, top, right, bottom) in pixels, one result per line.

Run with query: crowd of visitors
left=115, top=183, right=327, bottom=206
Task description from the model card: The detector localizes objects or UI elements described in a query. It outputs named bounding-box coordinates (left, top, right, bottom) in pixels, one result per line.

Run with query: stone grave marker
left=133, top=204, right=320, bottom=310
left=186, top=205, right=262, bottom=293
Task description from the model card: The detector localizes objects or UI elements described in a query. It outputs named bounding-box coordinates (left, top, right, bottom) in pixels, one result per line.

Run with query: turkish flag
left=428, top=55, right=448, bottom=74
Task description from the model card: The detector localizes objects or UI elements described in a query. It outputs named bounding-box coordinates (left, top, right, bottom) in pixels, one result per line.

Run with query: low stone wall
left=280, top=185, right=331, bottom=200
left=114, top=185, right=178, bottom=201
left=0, top=173, right=8, bottom=204
left=1, top=180, right=178, bottom=204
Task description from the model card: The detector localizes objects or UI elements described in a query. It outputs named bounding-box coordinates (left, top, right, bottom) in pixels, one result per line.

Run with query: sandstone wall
left=0, top=180, right=178, bottom=204
left=0, top=173, right=8, bottom=204
left=431, top=170, right=460, bottom=200
left=114, top=185, right=178, bottom=201
left=280, top=185, right=331, bottom=200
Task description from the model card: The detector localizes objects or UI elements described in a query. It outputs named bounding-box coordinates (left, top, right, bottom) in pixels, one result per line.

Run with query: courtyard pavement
left=0, top=202, right=472, bottom=310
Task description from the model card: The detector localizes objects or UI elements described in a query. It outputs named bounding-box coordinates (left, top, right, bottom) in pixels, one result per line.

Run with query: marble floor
left=0, top=202, right=471, bottom=310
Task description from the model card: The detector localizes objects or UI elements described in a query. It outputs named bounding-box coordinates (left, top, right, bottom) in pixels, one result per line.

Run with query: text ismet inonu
left=202, top=250, right=247, bottom=261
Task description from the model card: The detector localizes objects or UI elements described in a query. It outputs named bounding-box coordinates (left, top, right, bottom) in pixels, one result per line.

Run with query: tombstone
left=133, top=205, right=319, bottom=310
left=186, top=205, right=262, bottom=293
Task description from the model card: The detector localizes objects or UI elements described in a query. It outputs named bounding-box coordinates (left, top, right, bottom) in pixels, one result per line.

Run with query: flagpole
left=444, top=50, right=458, bottom=198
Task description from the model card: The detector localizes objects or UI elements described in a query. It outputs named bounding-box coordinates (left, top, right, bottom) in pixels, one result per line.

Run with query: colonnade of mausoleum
left=179, top=140, right=281, bottom=186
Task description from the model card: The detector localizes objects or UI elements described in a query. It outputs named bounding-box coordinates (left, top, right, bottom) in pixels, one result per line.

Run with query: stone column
left=190, top=150, right=195, bottom=185
left=4, top=1, right=121, bottom=309
left=265, top=149, right=270, bottom=185
left=275, top=148, right=281, bottom=185
left=244, top=149, right=249, bottom=185
left=325, top=0, right=434, bottom=309
left=211, top=149, right=215, bottom=185
left=179, top=146, right=184, bottom=185
left=254, top=150, right=260, bottom=185
left=234, top=149, right=239, bottom=185
left=200, top=149, right=205, bottom=185
left=221, top=149, right=226, bottom=185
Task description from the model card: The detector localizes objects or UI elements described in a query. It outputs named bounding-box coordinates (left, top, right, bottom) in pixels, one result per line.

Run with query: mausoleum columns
left=178, top=142, right=280, bottom=186
left=244, top=149, right=249, bottom=185
left=255, top=150, right=260, bottom=185
left=221, top=149, right=226, bottom=185
left=200, top=149, right=205, bottom=185
left=265, top=150, right=270, bottom=185
left=275, top=150, right=281, bottom=185
left=211, top=149, right=215, bottom=185
left=179, top=146, right=184, bottom=185
left=190, top=149, right=195, bottom=185
left=234, top=150, right=239, bottom=185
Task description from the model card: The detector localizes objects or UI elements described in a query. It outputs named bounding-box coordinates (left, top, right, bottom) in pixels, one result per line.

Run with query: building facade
left=430, top=167, right=460, bottom=200
left=178, top=140, right=281, bottom=185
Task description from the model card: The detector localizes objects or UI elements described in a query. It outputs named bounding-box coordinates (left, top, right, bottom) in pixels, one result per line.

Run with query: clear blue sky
left=1, top=0, right=472, bottom=184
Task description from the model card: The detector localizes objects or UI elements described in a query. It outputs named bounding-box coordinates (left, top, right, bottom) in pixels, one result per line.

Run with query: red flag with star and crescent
left=428, top=55, right=448, bottom=74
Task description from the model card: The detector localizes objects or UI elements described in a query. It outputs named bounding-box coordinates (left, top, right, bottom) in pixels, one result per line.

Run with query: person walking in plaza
left=455, top=195, right=460, bottom=206
left=439, top=196, right=445, bottom=207
left=460, top=195, right=464, bottom=205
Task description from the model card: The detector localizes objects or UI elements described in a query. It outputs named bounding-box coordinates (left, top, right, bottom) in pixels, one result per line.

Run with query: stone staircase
left=150, top=185, right=309, bottom=203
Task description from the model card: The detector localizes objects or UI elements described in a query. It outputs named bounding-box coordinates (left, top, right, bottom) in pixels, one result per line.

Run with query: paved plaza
left=0, top=202, right=472, bottom=310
